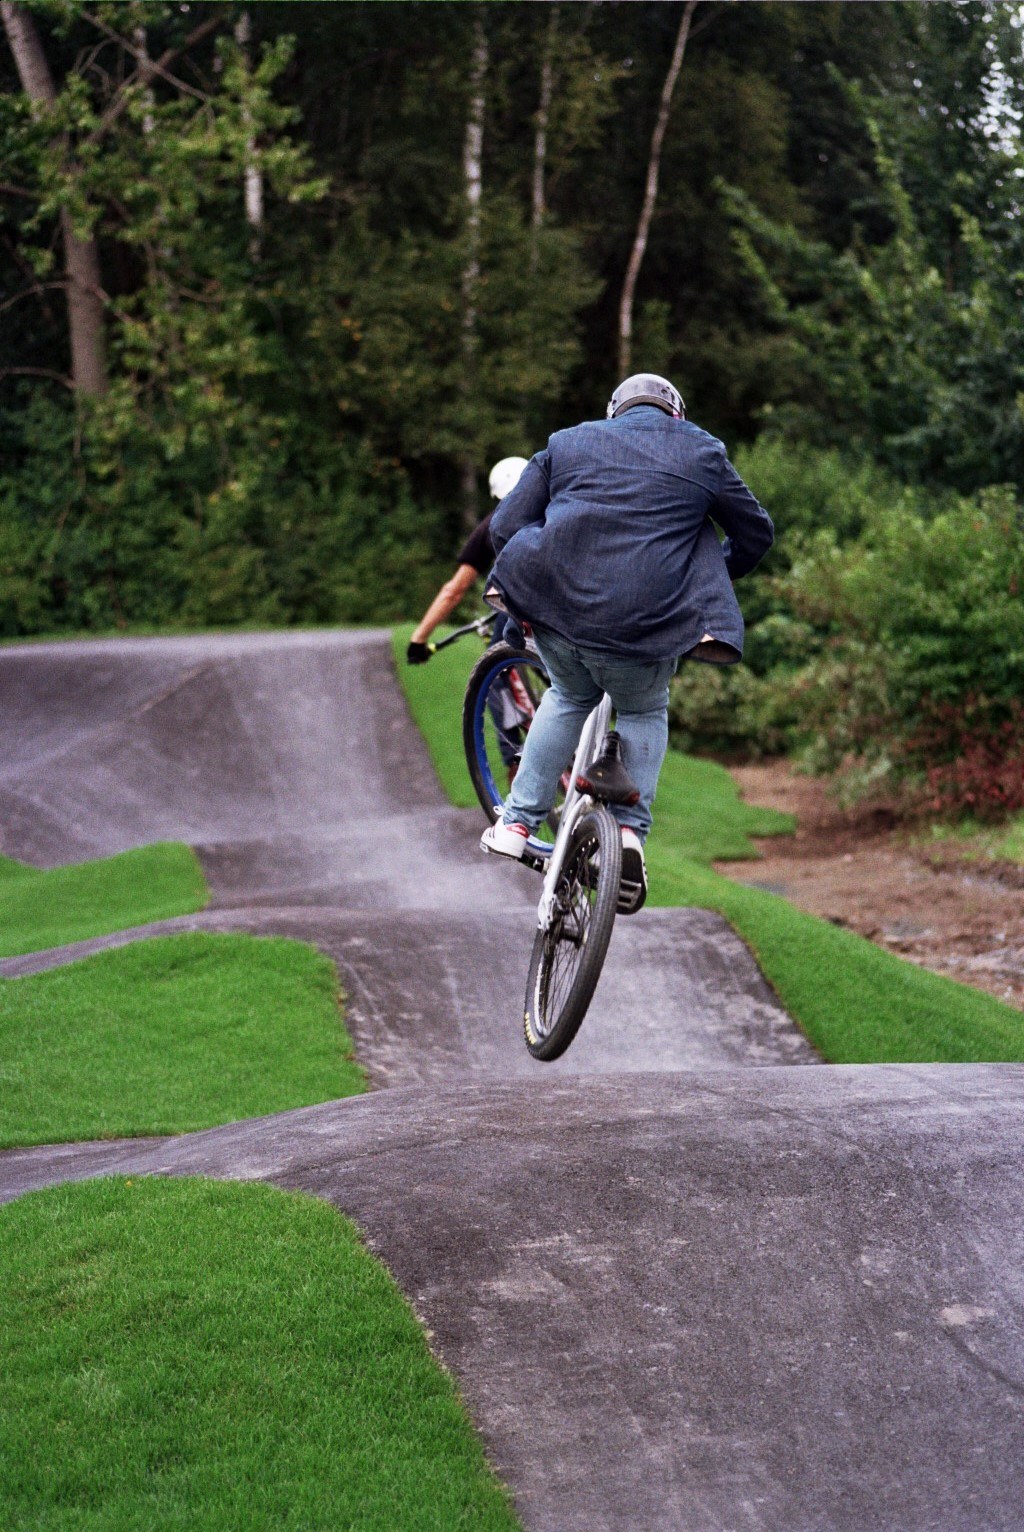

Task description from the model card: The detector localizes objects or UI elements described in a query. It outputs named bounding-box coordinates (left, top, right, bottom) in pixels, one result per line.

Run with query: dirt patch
left=717, top=761, right=1024, bottom=1013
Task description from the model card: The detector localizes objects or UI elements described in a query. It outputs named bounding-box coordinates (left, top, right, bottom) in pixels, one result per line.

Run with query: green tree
left=724, top=2, right=1024, bottom=490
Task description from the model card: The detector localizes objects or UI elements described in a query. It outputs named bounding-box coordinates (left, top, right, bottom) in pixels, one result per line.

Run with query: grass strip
left=394, top=626, right=1024, bottom=1063
left=0, top=1177, right=520, bottom=1531
left=915, top=811, right=1024, bottom=867
left=645, top=853, right=1024, bottom=1063
left=0, top=853, right=35, bottom=880
left=0, top=843, right=208, bottom=958
left=0, top=933, right=364, bottom=1148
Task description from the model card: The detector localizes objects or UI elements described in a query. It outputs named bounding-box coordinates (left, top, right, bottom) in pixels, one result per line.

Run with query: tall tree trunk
left=234, top=11, right=264, bottom=258
left=530, top=5, right=558, bottom=273
left=2, top=0, right=108, bottom=396
left=133, top=26, right=156, bottom=136
left=617, top=0, right=698, bottom=378
left=459, top=9, right=488, bottom=531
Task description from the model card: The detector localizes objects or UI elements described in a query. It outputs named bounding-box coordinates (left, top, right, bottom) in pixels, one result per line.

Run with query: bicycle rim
left=523, top=805, right=621, bottom=1061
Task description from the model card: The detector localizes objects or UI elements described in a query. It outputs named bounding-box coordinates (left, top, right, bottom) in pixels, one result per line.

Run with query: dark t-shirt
left=456, top=511, right=495, bottom=575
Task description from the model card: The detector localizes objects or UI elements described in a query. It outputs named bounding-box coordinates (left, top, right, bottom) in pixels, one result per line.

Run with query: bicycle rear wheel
left=523, top=805, right=621, bottom=1061
left=463, top=641, right=556, bottom=828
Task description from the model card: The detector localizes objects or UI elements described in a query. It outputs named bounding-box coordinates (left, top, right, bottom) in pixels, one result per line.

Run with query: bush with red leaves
left=902, top=697, right=1024, bottom=821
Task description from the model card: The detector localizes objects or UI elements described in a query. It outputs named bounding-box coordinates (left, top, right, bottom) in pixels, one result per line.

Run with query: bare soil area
left=719, top=761, right=1024, bottom=1013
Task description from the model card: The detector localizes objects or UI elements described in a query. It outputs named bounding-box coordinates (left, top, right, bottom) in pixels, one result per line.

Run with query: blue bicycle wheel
left=462, top=641, right=559, bottom=860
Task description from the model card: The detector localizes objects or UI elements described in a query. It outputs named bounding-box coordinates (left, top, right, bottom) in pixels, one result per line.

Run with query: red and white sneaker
left=618, top=828, right=648, bottom=914
left=480, top=819, right=531, bottom=861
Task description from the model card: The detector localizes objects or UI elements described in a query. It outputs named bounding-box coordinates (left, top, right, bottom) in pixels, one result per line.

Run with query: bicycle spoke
left=532, top=837, right=598, bottom=1036
left=463, top=641, right=564, bottom=839
left=524, top=806, right=620, bottom=1059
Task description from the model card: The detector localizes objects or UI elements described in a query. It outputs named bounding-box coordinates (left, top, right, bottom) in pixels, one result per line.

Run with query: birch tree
left=460, top=8, right=488, bottom=529
left=235, top=11, right=265, bottom=258
left=530, top=6, right=558, bottom=271
left=1, top=0, right=107, bottom=396
left=617, top=0, right=699, bottom=377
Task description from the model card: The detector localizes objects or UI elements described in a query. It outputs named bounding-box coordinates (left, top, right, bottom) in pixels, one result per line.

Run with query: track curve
left=3, top=629, right=1023, bottom=1531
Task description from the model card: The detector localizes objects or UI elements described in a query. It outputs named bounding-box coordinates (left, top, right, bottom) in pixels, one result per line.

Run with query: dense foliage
left=2, top=2, right=1022, bottom=815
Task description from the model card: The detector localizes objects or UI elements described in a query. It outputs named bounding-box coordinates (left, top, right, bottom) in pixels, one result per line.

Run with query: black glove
left=407, top=641, right=432, bottom=665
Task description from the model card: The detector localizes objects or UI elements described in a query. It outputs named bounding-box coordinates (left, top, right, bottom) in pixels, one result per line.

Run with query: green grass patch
left=644, top=852, right=1024, bottom=1063
left=0, top=853, right=35, bottom=880
left=0, top=1177, right=520, bottom=1530
left=999, top=816, right=1024, bottom=862
left=915, top=811, right=1024, bottom=867
left=645, top=749, right=792, bottom=860
left=0, top=934, right=364, bottom=1148
left=0, top=843, right=208, bottom=958
left=394, top=625, right=1024, bottom=1063
left=393, top=622, right=483, bottom=809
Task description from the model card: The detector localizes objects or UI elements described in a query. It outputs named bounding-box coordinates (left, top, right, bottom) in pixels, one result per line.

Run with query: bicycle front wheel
left=524, top=805, right=621, bottom=1062
left=462, top=640, right=554, bottom=826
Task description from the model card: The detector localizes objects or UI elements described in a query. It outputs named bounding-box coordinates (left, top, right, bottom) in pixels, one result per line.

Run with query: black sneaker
left=618, top=828, right=648, bottom=914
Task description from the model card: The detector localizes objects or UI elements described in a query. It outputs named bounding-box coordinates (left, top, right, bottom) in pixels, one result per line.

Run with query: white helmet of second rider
left=489, top=456, right=530, bottom=500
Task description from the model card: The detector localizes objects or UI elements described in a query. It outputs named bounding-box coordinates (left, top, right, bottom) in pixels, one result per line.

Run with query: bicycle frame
left=535, top=692, right=613, bottom=932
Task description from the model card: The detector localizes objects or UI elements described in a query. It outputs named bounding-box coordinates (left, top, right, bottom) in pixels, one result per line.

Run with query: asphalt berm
left=3, top=630, right=1023, bottom=1531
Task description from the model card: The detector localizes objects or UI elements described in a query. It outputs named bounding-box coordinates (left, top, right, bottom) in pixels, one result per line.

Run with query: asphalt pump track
left=2, top=630, right=1023, bottom=1530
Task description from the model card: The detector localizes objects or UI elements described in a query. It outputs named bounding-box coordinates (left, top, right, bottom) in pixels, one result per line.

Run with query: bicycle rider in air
left=479, top=372, right=774, bottom=914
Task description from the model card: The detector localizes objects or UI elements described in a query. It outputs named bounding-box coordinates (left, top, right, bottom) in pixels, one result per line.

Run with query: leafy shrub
left=0, top=393, right=449, bottom=637
left=672, top=437, right=913, bottom=758
left=778, top=485, right=1024, bottom=815
left=669, top=661, right=797, bottom=760
left=904, top=697, right=1024, bottom=821
left=677, top=440, right=1024, bottom=824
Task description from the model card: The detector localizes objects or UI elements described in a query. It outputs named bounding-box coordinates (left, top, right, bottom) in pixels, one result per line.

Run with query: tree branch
left=0, top=366, right=75, bottom=390
left=689, top=3, right=725, bottom=43
left=617, top=0, right=699, bottom=377
left=83, top=10, right=222, bottom=140
left=0, top=279, right=73, bottom=316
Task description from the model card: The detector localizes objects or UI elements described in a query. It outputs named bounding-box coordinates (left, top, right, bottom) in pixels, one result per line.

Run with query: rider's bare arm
left=411, top=563, right=479, bottom=645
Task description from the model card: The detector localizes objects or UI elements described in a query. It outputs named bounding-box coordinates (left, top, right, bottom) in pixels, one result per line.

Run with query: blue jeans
left=502, top=624, right=677, bottom=841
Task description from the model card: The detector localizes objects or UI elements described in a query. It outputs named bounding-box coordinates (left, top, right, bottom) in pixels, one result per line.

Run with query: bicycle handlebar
left=429, top=614, right=494, bottom=652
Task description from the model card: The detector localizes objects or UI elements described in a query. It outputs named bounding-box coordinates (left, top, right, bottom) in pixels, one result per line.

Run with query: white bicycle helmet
left=489, top=456, right=530, bottom=500
left=607, top=373, right=685, bottom=419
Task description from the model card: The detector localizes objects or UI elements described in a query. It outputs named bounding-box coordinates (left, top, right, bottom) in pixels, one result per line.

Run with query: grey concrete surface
left=1, top=905, right=814, bottom=1082
left=5, top=1067, right=1024, bottom=1531
left=4, top=629, right=1024, bottom=1530
left=0, top=629, right=812, bottom=1075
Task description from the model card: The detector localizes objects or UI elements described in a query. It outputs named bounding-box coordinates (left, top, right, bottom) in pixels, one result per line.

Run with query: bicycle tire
left=523, top=804, right=621, bottom=1061
left=462, top=641, right=553, bottom=826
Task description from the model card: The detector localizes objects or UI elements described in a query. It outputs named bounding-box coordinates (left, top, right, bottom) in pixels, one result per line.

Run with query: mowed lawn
left=0, top=932, right=364, bottom=1148
left=0, top=1177, right=520, bottom=1532
left=0, top=843, right=208, bottom=957
left=395, top=623, right=1024, bottom=1063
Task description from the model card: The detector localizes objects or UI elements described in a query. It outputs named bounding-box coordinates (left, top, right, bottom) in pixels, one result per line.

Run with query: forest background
left=2, top=0, right=1023, bottom=819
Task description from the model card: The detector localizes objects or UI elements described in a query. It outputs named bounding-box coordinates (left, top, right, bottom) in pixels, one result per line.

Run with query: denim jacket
left=489, top=407, right=774, bottom=662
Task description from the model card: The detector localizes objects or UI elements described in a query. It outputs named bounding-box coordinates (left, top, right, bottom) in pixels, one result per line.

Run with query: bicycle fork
left=536, top=694, right=613, bottom=932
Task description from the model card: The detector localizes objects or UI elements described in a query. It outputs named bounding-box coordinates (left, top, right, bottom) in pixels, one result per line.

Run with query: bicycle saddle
left=576, top=730, right=641, bottom=807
